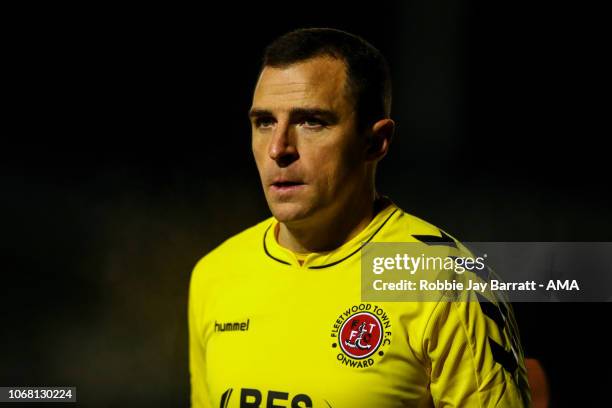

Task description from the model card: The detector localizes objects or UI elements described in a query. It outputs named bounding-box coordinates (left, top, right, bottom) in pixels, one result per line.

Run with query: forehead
left=252, top=57, right=351, bottom=112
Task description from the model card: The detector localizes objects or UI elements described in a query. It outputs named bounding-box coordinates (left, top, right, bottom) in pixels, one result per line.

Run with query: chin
left=268, top=201, right=313, bottom=224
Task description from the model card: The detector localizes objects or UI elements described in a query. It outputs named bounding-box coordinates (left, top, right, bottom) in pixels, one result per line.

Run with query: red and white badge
left=330, top=304, right=392, bottom=368
left=338, top=312, right=383, bottom=359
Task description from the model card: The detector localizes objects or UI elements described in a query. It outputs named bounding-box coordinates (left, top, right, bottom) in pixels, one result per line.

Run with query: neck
left=276, top=191, right=387, bottom=253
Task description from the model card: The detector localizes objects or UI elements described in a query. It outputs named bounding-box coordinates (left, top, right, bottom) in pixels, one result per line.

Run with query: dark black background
left=2, top=1, right=610, bottom=406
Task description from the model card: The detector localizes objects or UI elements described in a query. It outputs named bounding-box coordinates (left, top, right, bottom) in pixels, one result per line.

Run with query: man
left=189, top=28, right=531, bottom=407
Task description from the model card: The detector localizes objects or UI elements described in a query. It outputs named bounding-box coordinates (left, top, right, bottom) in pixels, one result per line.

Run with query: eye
left=255, top=117, right=275, bottom=129
left=300, top=118, right=326, bottom=130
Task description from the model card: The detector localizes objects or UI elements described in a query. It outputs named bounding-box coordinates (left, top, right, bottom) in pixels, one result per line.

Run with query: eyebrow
left=248, top=107, right=339, bottom=123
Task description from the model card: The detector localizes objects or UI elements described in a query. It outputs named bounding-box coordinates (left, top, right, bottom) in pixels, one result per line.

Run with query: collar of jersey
left=263, top=202, right=399, bottom=269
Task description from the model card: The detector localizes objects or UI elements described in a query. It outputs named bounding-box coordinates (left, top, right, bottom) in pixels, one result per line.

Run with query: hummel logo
left=214, top=319, right=250, bottom=332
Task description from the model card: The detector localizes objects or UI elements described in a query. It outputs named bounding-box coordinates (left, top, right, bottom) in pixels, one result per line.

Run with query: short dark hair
left=262, top=28, right=392, bottom=130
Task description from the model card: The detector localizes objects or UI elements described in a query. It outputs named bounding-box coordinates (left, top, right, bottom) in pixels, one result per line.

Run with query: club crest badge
left=330, top=303, right=392, bottom=368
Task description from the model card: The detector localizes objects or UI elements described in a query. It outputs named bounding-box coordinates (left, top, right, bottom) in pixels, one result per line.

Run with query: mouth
left=270, top=180, right=305, bottom=192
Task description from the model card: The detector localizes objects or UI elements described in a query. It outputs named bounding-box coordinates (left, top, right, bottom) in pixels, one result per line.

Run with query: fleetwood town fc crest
left=330, top=303, right=392, bottom=368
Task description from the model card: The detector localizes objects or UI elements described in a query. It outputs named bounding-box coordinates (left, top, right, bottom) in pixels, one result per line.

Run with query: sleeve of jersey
left=423, top=297, right=532, bottom=407
left=188, top=261, right=210, bottom=408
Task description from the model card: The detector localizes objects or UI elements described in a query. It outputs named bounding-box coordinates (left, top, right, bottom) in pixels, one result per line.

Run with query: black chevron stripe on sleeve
left=488, top=337, right=518, bottom=374
left=412, top=230, right=457, bottom=248
left=476, top=292, right=506, bottom=331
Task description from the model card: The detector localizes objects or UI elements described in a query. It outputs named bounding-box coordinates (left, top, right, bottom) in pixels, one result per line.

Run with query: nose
left=268, top=121, right=299, bottom=167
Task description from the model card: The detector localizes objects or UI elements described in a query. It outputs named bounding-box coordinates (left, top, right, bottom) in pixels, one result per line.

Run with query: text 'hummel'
left=214, top=319, right=250, bottom=332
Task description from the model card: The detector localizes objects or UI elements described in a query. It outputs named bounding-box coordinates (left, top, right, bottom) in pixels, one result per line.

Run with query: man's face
left=250, top=56, right=369, bottom=225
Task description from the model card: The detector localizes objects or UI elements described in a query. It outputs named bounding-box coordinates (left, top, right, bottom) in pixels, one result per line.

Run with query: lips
left=272, top=181, right=303, bottom=187
left=270, top=178, right=305, bottom=192
left=271, top=177, right=304, bottom=186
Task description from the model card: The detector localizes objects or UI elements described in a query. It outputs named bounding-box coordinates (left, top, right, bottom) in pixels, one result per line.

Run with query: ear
left=365, top=118, right=395, bottom=161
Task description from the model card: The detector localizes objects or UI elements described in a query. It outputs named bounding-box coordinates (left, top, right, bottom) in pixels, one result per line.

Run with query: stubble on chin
left=269, top=201, right=305, bottom=223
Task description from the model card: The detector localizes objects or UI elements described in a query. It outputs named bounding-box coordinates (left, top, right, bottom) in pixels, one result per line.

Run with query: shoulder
left=381, top=205, right=462, bottom=246
left=190, top=216, right=274, bottom=282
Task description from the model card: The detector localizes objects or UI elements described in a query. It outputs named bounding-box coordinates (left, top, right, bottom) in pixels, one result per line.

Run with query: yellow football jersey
left=188, top=201, right=531, bottom=407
